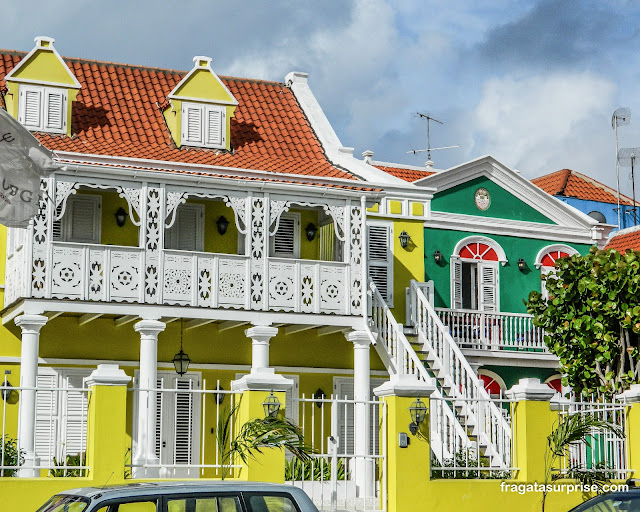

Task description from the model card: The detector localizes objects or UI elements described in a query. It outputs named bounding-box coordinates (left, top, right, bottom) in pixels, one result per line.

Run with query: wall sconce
left=433, top=250, right=443, bottom=264
left=408, top=397, right=427, bottom=435
left=399, top=230, right=411, bottom=249
left=313, top=388, right=326, bottom=408
left=172, top=322, right=190, bottom=376
left=213, top=385, right=225, bottom=405
left=517, top=258, right=526, bottom=272
left=305, top=222, right=318, bottom=241
left=1, top=370, right=12, bottom=402
left=263, top=390, right=281, bottom=418
left=217, top=216, right=230, bottom=235
left=115, top=207, right=127, bottom=228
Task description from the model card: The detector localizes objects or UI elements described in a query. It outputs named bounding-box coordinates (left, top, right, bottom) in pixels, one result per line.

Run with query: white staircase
left=366, top=280, right=511, bottom=467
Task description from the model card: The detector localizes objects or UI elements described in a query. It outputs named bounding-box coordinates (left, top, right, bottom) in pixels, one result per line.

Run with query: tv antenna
left=617, top=146, right=639, bottom=226
left=612, top=107, right=631, bottom=228
left=407, top=113, right=459, bottom=167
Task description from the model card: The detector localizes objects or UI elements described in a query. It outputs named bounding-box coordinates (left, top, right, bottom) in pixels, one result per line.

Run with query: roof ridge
left=608, top=223, right=640, bottom=239
left=569, top=169, right=637, bottom=205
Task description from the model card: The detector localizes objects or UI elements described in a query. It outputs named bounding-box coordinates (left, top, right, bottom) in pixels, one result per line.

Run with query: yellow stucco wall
left=391, top=217, right=424, bottom=318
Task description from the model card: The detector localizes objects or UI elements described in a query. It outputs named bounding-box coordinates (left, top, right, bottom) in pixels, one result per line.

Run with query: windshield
left=36, top=495, right=90, bottom=512
left=571, top=493, right=640, bottom=512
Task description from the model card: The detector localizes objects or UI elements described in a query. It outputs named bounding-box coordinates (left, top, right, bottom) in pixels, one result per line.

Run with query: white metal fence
left=554, top=396, right=629, bottom=479
left=128, top=379, right=242, bottom=478
left=430, top=395, right=516, bottom=479
left=0, top=380, right=89, bottom=477
left=287, top=394, right=386, bottom=512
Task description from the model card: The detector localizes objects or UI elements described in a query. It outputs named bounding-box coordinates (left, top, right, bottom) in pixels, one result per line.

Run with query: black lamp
left=217, top=216, right=230, bottom=235
left=399, top=230, right=411, bottom=249
left=433, top=250, right=443, bottom=264
left=172, top=322, right=190, bottom=376
left=305, top=222, right=318, bottom=241
left=517, top=258, right=526, bottom=272
left=213, top=385, right=225, bottom=405
left=115, top=207, right=127, bottom=227
left=408, top=397, right=427, bottom=435
left=262, top=391, right=281, bottom=418
left=1, top=370, right=12, bottom=402
left=313, top=388, right=326, bottom=408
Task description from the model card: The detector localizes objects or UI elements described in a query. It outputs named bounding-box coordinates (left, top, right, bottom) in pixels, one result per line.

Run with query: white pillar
left=15, top=314, right=47, bottom=477
left=133, top=319, right=165, bottom=477
left=346, top=330, right=373, bottom=498
left=232, top=325, right=292, bottom=392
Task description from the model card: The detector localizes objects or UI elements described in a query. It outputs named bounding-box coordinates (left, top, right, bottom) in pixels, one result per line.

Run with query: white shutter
left=479, top=263, right=498, bottom=312
left=451, top=258, right=463, bottom=309
left=45, top=90, right=65, bottom=131
left=367, top=223, right=393, bottom=303
left=67, top=196, right=101, bottom=244
left=205, top=106, right=225, bottom=147
left=271, top=214, right=300, bottom=258
left=166, top=204, right=204, bottom=252
left=173, top=377, right=196, bottom=465
left=22, top=87, right=42, bottom=128
left=60, top=373, right=88, bottom=456
left=52, top=203, right=63, bottom=241
left=35, top=371, right=59, bottom=465
left=284, top=375, right=299, bottom=425
left=183, top=104, right=204, bottom=144
left=155, top=377, right=164, bottom=459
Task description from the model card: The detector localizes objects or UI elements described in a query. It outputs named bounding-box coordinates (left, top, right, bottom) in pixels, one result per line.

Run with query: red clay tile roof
left=605, top=225, right=640, bottom=252
left=0, top=50, right=359, bottom=185
left=532, top=169, right=635, bottom=205
left=373, top=164, right=435, bottom=182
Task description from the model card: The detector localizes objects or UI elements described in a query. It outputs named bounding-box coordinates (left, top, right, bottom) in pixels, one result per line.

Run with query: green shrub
left=0, top=436, right=24, bottom=477
left=431, top=449, right=510, bottom=479
left=49, top=453, right=86, bottom=477
left=285, top=457, right=348, bottom=481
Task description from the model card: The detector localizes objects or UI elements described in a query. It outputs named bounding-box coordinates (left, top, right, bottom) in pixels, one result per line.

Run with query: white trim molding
left=452, top=235, right=508, bottom=266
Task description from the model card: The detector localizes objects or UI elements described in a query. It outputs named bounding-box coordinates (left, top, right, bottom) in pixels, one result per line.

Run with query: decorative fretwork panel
left=51, top=245, right=83, bottom=299
left=109, top=250, right=143, bottom=302
left=217, top=258, right=247, bottom=307
left=250, top=197, right=265, bottom=308
left=31, top=179, right=51, bottom=297
left=349, top=205, right=363, bottom=314
left=268, top=260, right=296, bottom=311
left=163, top=253, right=194, bottom=305
left=144, top=187, right=162, bottom=302
left=320, top=264, right=347, bottom=313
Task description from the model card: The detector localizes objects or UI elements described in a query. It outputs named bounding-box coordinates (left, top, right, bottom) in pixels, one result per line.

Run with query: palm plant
left=541, top=413, right=625, bottom=512
left=216, top=403, right=312, bottom=480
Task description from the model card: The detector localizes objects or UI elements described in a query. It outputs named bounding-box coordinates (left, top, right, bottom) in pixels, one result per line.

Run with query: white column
left=15, top=314, right=47, bottom=477
left=133, top=319, right=165, bottom=477
left=346, top=330, right=373, bottom=498
left=231, top=325, right=292, bottom=392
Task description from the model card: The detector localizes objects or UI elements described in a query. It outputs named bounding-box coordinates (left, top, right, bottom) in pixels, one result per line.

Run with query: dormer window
left=181, top=102, right=226, bottom=149
left=18, top=85, right=67, bottom=133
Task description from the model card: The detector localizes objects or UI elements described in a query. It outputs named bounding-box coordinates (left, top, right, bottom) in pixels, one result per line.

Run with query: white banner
left=0, top=108, right=57, bottom=227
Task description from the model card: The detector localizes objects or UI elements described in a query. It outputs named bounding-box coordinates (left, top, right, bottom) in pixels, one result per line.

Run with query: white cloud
left=471, top=72, right=617, bottom=180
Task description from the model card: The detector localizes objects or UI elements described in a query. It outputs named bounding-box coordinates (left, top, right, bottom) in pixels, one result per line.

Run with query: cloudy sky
left=5, top=0, right=640, bottom=195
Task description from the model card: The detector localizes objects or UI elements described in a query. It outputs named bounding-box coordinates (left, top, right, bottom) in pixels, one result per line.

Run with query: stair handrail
left=410, top=279, right=512, bottom=435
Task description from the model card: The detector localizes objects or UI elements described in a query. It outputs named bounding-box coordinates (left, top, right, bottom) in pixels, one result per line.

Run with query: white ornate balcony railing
left=7, top=241, right=355, bottom=315
left=434, top=307, right=548, bottom=352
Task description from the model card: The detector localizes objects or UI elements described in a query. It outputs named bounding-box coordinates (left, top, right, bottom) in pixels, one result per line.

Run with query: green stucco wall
left=424, top=228, right=592, bottom=313
left=484, top=365, right=558, bottom=390
left=431, top=176, right=555, bottom=224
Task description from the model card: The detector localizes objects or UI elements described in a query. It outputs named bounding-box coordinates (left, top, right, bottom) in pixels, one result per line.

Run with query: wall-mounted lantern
left=399, top=230, right=411, bottom=249
left=263, top=391, right=281, bottom=418
left=433, top=250, right=443, bottom=264
left=1, top=370, right=12, bottom=402
left=115, top=207, right=127, bottom=228
left=217, top=216, right=230, bottom=235
left=305, top=222, right=318, bottom=241
left=408, top=397, right=427, bottom=435
left=313, top=388, right=326, bottom=408
left=517, top=258, right=526, bottom=272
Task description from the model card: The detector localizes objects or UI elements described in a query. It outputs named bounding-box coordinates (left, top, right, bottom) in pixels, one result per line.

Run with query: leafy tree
left=527, top=247, right=640, bottom=397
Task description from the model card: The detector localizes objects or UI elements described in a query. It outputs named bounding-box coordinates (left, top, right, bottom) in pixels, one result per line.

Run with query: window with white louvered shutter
left=63, top=195, right=101, bottom=244
left=181, top=102, right=226, bottom=149
left=165, top=204, right=204, bottom=252
left=451, top=258, right=463, bottom=309
left=35, top=371, right=59, bottom=465
left=60, top=373, right=89, bottom=457
left=367, top=223, right=393, bottom=304
left=19, top=85, right=67, bottom=134
left=478, top=262, right=499, bottom=312
left=270, top=213, right=300, bottom=258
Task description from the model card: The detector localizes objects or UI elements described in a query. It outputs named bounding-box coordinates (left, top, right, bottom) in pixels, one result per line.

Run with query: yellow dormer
left=163, top=56, right=238, bottom=150
left=4, top=36, right=81, bottom=136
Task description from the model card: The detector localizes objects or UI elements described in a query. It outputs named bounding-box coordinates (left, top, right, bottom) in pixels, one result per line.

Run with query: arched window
left=451, top=236, right=506, bottom=311
left=478, top=369, right=506, bottom=397
left=545, top=374, right=563, bottom=394
left=535, top=245, right=579, bottom=299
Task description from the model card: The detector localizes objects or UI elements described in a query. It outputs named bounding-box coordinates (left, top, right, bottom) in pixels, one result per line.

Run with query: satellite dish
left=617, top=147, right=640, bottom=167
left=612, top=107, right=631, bottom=130
left=0, top=108, right=57, bottom=227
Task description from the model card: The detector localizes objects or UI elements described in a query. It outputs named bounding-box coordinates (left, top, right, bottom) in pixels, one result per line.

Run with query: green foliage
left=48, top=453, right=87, bottom=477
left=541, top=413, right=625, bottom=511
left=284, top=457, right=348, bottom=481
left=216, top=402, right=312, bottom=479
left=0, top=436, right=24, bottom=477
left=430, top=448, right=510, bottom=479
left=526, top=248, right=640, bottom=397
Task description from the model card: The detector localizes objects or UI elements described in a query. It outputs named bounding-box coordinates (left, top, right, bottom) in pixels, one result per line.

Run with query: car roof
left=59, top=481, right=309, bottom=500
